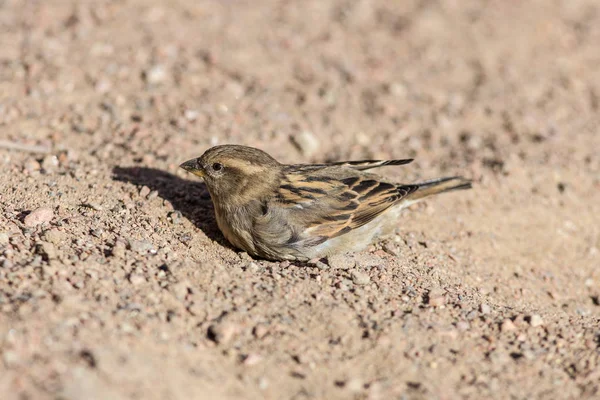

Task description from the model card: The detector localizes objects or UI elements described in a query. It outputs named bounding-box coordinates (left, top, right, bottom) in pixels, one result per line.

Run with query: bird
left=180, top=145, right=471, bottom=261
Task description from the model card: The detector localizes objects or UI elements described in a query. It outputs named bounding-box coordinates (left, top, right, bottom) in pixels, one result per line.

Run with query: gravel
left=23, top=207, right=54, bottom=227
left=529, top=314, right=544, bottom=327
left=351, top=270, right=371, bottom=286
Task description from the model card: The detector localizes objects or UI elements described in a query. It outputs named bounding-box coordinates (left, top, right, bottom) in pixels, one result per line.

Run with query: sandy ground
left=1, top=0, right=599, bottom=399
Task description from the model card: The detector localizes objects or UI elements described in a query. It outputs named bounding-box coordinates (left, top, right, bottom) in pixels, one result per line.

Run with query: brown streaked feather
left=271, top=167, right=419, bottom=244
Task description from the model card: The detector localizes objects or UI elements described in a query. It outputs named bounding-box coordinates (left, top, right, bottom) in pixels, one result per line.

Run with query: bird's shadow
left=112, top=166, right=225, bottom=244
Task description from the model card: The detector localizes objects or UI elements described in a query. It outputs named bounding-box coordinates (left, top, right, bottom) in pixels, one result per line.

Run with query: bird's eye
left=212, top=162, right=223, bottom=171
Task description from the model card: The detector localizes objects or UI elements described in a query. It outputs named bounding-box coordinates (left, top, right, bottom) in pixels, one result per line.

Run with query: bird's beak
left=180, top=159, right=205, bottom=177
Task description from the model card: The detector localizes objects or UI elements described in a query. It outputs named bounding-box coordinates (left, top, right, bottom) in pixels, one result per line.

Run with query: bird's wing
left=258, top=168, right=418, bottom=249
left=288, top=158, right=413, bottom=172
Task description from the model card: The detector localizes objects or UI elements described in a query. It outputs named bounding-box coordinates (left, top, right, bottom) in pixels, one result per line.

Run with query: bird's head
left=180, top=145, right=282, bottom=205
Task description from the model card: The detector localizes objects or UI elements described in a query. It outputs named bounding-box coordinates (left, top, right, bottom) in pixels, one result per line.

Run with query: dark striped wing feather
left=273, top=166, right=418, bottom=243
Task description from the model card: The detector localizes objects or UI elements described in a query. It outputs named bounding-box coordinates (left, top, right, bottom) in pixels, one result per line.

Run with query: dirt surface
left=1, top=0, right=599, bottom=399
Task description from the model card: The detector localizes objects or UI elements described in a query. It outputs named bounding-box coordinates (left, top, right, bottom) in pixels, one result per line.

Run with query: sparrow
left=180, top=145, right=471, bottom=261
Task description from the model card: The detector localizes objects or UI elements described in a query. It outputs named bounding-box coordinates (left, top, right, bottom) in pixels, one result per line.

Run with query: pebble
left=529, top=314, right=544, bottom=327
left=171, top=281, right=190, bottom=301
left=139, top=186, right=151, bottom=198
left=84, top=202, right=103, bottom=211
left=91, top=228, right=104, bottom=238
left=184, top=109, right=199, bottom=121
left=24, top=207, right=54, bottom=227
left=327, top=254, right=355, bottom=270
left=145, top=64, right=167, bottom=84
left=111, top=241, right=126, bottom=258
left=253, top=324, right=269, bottom=339
left=23, top=158, right=41, bottom=172
left=242, top=353, right=263, bottom=366
left=120, top=323, right=136, bottom=333
left=246, top=262, right=260, bottom=273
left=480, top=303, right=491, bottom=315
left=290, top=131, right=320, bottom=157
left=346, top=378, right=364, bottom=393
left=501, top=319, right=517, bottom=332
left=37, top=241, right=57, bottom=260
left=43, top=229, right=66, bottom=244
left=128, top=239, right=154, bottom=254
left=41, top=155, right=59, bottom=173
left=258, top=377, right=269, bottom=390
left=168, top=211, right=182, bottom=224
left=456, top=321, right=470, bottom=331
left=308, top=259, right=329, bottom=270
left=2, top=350, right=20, bottom=368
left=0, top=232, right=9, bottom=246
left=208, top=321, right=238, bottom=344
left=187, top=303, right=207, bottom=319
left=351, top=270, right=370, bottom=286
left=382, top=244, right=398, bottom=256
left=129, top=273, right=146, bottom=285
left=428, top=291, right=446, bottom=307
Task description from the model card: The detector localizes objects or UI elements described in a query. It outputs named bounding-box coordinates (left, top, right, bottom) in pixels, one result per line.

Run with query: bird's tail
left=406, top=176, right=472, bottom=202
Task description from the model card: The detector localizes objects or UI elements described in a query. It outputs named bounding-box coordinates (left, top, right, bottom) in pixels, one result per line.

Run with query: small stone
left=2, top=350, right=20, bottom=368
left=208, top=321, right=238, bottom=344
left=308, top=259, right=329, bottom=270
left=258, top=377, right=269, bottom=390
left=139, top=186, right=151, bottom=198
left=246, top=262, right=260, bottom=273
left=95, top=78, right=112, bottom=93
left=327, top=254, right=355, bottom=270
left=351, top=270, right=370, bottom=286
left=456, top=321, right=470, bottom=331
left=428, top=292, right=446, bottom=307
left=37, top=241, right=57, bottom=260
left=168, top=211, right=182, bottom=224
left=120, top=323, right=136, bottom=333
left=253, top=324, right=269, bottom=339
left=382, top=244, right=398, bottom=256
left=23, top=158, right=41, bottom=172
left=290, top=131, right=320, bottom=157
left=90, top=228, right=104, bottom=238
left=84, top=202, right=103, bottom=211
left=145, top=64, right=167, bottom=84
left=242, top=353, right=263, bottom=366
left=529, top=314, right=544, bottom=327
left=184, top=109, right=199, bottom=121
left=346, top=378, right=364, bottom=393
left=111, top=241, right=126, bottom=258
left=43, top=229, right=66, bottom=244
left=128, top=239, right=154, bottom=254
left=171, top=281, right=190, bottom=301
left=187, top=302, right=207, bottom=319
left=41, top=155, right=59, bottom=173
left=129, top=273, right=146, bottom=285
left=0, top=232, right=9, bottom=246
left=24, top=207, right=54, bottom=227
left=84, top=269, right=99, bottom=280
left=480, top=303, right=491, bottom=314
left=501, top=319, right=517, bottom=332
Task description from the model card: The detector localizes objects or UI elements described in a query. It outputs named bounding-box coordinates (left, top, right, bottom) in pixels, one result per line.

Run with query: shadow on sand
left=112, top=166, right=224, bottom=243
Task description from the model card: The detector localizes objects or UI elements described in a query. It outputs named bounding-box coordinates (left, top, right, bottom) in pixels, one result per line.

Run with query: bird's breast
left=213, top=204, right=256, bottom=254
